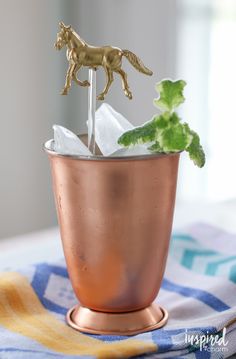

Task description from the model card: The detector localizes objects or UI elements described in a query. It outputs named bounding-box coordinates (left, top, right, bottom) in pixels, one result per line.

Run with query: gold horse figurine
left=55, top=22, right=153, bottom=100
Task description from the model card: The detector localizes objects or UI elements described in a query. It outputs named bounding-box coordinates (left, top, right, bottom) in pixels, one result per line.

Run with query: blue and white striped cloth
left=0, top=222, right=235, bottom=358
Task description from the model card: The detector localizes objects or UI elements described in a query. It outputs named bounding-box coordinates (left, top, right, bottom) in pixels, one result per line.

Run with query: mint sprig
left=154, top=79, right=186, bottom=112
left=118, top=79, right=205, bottom=168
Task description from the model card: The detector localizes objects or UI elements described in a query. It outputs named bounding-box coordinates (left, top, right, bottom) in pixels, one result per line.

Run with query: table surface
left=0, top=200, right=235, bottom=271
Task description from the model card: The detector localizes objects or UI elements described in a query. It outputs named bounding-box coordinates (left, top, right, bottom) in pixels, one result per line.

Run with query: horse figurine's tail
left=122, top=50, right=153, bottom=76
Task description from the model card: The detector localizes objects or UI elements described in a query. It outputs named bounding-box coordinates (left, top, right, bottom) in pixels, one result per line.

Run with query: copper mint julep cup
left=44, top=139, right=180, bottom=335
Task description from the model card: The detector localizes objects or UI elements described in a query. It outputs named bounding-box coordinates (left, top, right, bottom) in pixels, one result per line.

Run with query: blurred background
left=0, top=0, right=235, bottom=239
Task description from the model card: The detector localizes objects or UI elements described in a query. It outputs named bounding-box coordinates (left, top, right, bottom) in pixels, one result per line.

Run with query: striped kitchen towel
left=0, top=222, right=236, bottom=358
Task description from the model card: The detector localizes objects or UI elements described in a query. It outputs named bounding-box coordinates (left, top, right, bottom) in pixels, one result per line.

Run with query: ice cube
left=53, top=125, right=92, bottom=156
left=110, top=145, right=151, bottom=157
left=95, top=103, right=134, bottom=156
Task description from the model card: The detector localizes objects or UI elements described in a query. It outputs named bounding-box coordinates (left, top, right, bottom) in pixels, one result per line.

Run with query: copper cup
left=44, top=140, right=180, bottom=335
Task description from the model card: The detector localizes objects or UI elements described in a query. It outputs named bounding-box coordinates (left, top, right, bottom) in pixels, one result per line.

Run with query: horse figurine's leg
left=73, top=64, right=90, bottom=87
left=97, top=67, right=114, bottom=100
left=115, top=68, right=132, bottom=100
left=61, top=62, right=76, bottom=95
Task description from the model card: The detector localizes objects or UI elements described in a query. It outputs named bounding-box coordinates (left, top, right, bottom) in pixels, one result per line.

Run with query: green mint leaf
left=148, top=141, right=162, bottom=152
left=117, top=119, right=157, bottom=147
left=118, top=115, right=163, bottom=147
left=154, top=79, right=186, bottom=112
left=118, top=112, right=183, bottom=149
left=184, top=124, right=206, bottom=168
left=161, top=123, right=189, bottom=152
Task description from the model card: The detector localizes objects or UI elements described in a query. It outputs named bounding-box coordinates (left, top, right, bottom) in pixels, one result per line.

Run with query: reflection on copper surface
left=67, top=304, right=168, bottom=335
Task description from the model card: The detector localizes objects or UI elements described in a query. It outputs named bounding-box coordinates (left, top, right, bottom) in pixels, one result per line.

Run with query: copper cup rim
left=44, top=139, right=181, bottom=162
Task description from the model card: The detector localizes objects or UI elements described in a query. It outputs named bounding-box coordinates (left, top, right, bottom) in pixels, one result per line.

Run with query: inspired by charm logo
left=185, top=328, right=229, bottom=353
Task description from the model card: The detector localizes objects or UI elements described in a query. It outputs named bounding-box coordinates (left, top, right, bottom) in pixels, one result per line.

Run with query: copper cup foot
left=66, top=303, right=168, bottom=336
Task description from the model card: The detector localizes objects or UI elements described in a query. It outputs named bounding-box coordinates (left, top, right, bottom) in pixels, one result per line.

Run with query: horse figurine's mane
left=71, top=29, right=87, bottom=47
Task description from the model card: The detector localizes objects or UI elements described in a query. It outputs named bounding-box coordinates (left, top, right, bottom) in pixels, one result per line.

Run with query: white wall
left=0, top=0, right=66, bottom=238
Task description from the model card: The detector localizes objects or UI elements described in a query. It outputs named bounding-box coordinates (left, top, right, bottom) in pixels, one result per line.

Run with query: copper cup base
left=66, top=303, right=168, bottom=336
